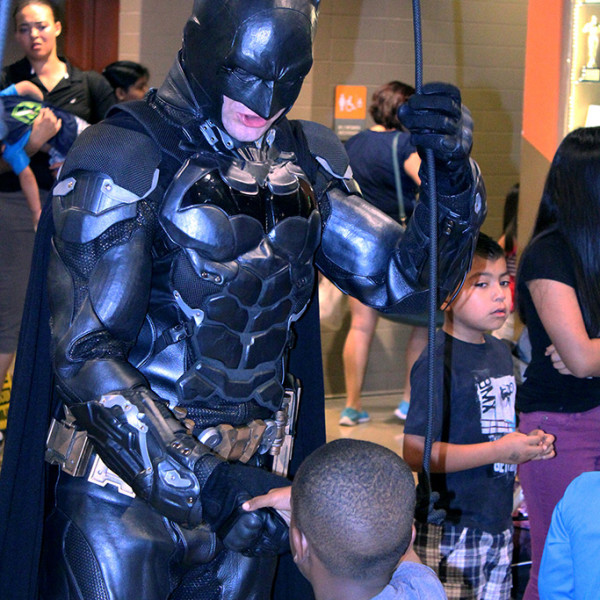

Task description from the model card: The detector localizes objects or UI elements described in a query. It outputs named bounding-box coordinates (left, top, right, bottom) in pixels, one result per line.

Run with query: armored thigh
left=39, top=471, right=209, bottom=600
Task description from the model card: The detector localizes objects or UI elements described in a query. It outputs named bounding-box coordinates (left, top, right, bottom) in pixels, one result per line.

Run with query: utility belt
left=45, top=384, right=301, bottom=497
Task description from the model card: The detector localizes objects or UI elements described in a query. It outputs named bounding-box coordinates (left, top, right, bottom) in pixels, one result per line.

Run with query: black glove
left=200, top=462, right=290, bottom=556
left=415, top=472, right=446, bottom=525
left=398, top=82, right=473, bottom=195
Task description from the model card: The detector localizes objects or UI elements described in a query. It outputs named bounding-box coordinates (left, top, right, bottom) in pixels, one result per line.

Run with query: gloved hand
left=200, top=462, right=290, bottom=556
left=398, top=82, right=473, bottom=195
left=415, top=471, right=446, bottom=525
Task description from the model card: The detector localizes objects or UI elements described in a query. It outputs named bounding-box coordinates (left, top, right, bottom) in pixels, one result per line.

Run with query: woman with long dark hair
left=516, top=126, right=600, bottom=600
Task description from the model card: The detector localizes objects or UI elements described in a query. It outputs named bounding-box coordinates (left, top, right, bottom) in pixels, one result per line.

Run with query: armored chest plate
left=132, top=149, right=321, bottom=424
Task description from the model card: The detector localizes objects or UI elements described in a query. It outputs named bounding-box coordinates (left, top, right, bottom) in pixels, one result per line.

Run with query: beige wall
left=119, top=1, right=528, bottom=236
left=291, top=0, right=528, bottom=236
left=118, top=0, right=529, bottom=398
left=118, top=0, right=188, bottom=75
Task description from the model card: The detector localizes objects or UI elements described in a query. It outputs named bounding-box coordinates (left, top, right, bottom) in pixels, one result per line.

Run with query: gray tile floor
left=325, top=392, right=406, bottom=456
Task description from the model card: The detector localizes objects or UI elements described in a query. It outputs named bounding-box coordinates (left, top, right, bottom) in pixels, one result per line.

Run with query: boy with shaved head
left=248, top=439, right=447, bottom=600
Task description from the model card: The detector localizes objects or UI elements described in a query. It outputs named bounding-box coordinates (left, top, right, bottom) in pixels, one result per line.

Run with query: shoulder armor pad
left=53, top=169, right=159, bottom=243
left=60, top=121, right=161, bottom=199
left=297, top=119, right=351, bottom=180
left=53, top=121, right=161, bottom=244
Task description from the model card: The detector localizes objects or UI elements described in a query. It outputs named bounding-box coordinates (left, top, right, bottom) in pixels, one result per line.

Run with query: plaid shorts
left=414, top=521, right=513, bottom=600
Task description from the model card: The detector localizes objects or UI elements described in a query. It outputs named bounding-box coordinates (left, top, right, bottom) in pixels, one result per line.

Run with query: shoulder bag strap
left=391, top=131, right=407, bottom=226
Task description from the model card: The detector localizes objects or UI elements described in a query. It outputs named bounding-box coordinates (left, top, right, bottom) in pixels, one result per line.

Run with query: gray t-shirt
left=371, top=562, right=447, bottom=600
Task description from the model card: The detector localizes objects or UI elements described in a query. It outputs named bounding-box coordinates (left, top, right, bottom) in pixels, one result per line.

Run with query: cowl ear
left=192, top=0, right=205, bottom=13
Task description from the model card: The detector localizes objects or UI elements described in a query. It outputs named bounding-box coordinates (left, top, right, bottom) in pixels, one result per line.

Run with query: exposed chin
left=488, top=316, right=507, bottom=330
left=28, top=46, right=47, bottom=59
left=232, top=127, right=263, bottom=142
left=228, top=119, right=268, bottom=142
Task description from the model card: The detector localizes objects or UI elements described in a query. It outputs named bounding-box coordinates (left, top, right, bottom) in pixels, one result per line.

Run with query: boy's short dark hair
left=102, top=61, right=150, bottom=92
left=474, top=232, right=505, bottom=262
left=292, top=439, right=416, bottom=581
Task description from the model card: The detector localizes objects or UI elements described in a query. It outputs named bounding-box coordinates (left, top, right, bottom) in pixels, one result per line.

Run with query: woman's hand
left=27, top=108, right=61, bottom=154
left=49, top=160, right=64, bottom=179
left=529, top=279, right=600, bottom=377
left=545, top=344, right=575, bottom=376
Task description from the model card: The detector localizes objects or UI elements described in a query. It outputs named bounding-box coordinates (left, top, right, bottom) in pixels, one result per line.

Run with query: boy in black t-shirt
left=403, top=233, right=555, bottom=600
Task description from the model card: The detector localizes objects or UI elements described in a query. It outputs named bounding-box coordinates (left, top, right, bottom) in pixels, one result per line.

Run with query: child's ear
left=440, top=291, right=455, bottom=312
left=398, top=525, right=422, bottom=566
left=290, top=522, right=309, bottom=566
left=115, top=87, right=127, bottom=102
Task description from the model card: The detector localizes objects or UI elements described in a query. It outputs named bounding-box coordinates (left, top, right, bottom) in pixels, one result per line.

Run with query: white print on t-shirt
left=476, top=374, right=516, bottom=435
left=476, top=374, right=517, bottom=475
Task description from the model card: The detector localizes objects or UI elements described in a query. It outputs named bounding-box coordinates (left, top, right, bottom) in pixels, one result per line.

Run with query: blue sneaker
left=394, top=401, right=410, bottom=421
left=339, top=407, right=371, bottom=426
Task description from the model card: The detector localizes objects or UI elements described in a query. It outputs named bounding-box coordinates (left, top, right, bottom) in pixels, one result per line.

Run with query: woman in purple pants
left=516, top=127, right=600, bottom=600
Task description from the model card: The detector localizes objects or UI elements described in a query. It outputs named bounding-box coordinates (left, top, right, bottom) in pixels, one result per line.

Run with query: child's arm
left=25, top=107, right=61, bottom=155
left=403, top=429, right=555, bottom=473
left=241, top=486, right=292, bottom=526
left=12, top=81, right=44, bottom=101
left=18, top=165, right=41, bottom=229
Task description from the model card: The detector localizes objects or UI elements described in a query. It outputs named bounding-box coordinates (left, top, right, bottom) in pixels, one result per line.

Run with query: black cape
left=0, top=200, right=57, bottom=600
left=0, top=124, right=326, bottom=599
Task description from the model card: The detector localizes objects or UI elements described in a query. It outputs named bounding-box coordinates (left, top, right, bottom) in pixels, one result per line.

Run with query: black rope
left=411, top=0, right=444, bottom=524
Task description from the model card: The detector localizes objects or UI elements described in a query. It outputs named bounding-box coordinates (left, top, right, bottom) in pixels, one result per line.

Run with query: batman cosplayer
left=0, top=1, right=486, bottom=599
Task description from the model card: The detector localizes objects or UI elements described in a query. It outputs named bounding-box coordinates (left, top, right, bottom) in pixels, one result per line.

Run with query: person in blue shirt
left=539, top=472, right=600, bottom=600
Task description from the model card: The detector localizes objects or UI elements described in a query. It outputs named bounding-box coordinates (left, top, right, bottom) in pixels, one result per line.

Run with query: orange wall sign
left=334, top=85, right=367, bottom=120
